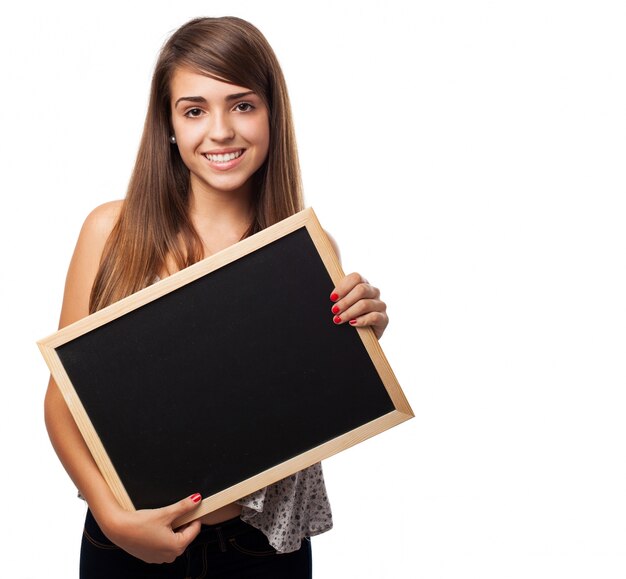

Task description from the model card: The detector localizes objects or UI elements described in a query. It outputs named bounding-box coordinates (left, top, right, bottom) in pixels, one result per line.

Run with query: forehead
left=169, top=67, right=254, bottom=101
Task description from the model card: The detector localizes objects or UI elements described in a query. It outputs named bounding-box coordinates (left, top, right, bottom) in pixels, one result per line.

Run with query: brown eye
left=234, top=102, right=254, bottom=112
left=185, top=108, right=203, bottom=118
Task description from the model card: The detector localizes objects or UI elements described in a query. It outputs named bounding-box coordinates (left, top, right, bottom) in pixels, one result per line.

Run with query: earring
left=169, top=135, right=177, bottom=144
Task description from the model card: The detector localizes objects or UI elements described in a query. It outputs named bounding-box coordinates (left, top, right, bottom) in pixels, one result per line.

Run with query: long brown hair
left=90, top=17, right=303, bottom=312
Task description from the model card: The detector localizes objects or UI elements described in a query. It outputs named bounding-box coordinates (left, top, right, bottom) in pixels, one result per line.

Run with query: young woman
left=44, top=16, right=388, bottom=578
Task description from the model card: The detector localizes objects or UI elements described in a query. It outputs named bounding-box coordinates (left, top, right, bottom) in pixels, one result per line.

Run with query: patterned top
left=237, top=463, right=333, bottom=553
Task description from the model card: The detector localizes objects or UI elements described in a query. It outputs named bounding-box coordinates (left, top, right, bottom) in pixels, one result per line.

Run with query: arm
left=325, top=233, right=389, bottom=340
left=44, top=202, right=202, bottom=563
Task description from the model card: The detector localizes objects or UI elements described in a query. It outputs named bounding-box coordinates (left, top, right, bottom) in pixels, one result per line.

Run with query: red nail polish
left=330, top=292, right=339, bottom=302
left=331, top=305, right=340, bottom=314
left=349, top=319, right=357, bottom=325
left=190, top=493, right=202, bottom=503
left=333, top=315, right=342, bottom=324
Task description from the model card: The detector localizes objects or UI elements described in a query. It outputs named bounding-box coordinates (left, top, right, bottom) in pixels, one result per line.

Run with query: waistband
left=198, top=516, right=251, bottom=539
left=195, top=516, right=260, bottom=552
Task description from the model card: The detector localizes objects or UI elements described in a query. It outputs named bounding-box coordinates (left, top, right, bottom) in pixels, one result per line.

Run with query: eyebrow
left=174, top=91, right=256, bottom=108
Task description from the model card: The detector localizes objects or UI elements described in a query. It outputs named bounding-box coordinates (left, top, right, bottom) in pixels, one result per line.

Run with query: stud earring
left=169, top=135, right=177, bottom=144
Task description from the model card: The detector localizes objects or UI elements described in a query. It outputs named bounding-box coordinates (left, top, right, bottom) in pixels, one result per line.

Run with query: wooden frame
left=38, top=208, right=413, bottom=526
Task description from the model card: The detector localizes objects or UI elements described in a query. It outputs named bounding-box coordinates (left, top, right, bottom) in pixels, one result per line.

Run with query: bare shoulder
left=80, top=200, right=123, bottom=243
left=72, top=200, right=123, bottom=271
left=58, top=200, right=124, bottom=328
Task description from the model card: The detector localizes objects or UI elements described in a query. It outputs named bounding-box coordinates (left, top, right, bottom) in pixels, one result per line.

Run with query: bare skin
left=44, top=69, right=389, bottom=564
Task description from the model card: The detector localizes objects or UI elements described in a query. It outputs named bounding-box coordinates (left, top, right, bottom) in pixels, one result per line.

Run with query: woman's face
left=169, top=67, right=270, bottom=200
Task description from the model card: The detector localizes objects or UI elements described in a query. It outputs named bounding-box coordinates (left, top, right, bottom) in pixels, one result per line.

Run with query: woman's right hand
left=99, top=494, right=203, bottom=563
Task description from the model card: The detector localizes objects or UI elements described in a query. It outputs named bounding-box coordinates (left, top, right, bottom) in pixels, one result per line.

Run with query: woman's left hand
left=329, top=272, right=388, bottom=339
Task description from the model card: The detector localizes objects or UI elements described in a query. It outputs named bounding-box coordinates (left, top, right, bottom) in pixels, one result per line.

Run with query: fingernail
left=330, top=292, right=339, bottom=302
left=331, top=305, right=340, bottom=314
left=349, top=319, right=358, bottom=325
left=190, top=493, right=202, bottom=503
left=333, top=315, right=342, bottom=324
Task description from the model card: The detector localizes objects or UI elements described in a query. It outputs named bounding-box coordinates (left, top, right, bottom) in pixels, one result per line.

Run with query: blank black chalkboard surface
left=39, top=208, right=413, bottom=526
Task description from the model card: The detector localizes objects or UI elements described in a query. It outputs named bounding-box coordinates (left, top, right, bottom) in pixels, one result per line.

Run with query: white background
left=1, top=1, right=625, bottom=577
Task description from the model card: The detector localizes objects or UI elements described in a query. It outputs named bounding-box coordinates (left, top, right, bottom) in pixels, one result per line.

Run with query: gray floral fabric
left=237, top=463, right=333, bottom=553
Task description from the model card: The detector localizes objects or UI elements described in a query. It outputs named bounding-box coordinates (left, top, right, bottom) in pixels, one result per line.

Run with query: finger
left=160, top=493, right=202, bottom=523
left=347, top=310, right=389, bottom=340
left=330, top=272, right=365, bottom=302
left=173, top=519, right=202, bottom=549
left=341, top=298, right=386, bottom=322
left=331, top=284, right=381, bottom=323
left=346, top=310, right=388, bottom=329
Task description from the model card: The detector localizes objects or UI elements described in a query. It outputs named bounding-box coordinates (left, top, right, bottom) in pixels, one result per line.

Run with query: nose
left=208, top=112, right=235, bottom=142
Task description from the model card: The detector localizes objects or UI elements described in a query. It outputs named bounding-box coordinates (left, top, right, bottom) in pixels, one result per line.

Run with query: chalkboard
left=39, top=208, right=413, bottom=526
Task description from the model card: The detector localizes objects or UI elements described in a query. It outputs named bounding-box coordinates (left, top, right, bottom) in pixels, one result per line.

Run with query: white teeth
left=205, top=150, right=243, bottom=163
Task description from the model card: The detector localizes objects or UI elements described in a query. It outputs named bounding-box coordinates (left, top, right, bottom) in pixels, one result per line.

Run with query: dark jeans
left=80, top=510, right=312, bottom=578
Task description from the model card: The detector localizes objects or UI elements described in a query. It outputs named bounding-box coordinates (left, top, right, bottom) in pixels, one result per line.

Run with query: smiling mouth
left=204, top=150, right=244, bottom=163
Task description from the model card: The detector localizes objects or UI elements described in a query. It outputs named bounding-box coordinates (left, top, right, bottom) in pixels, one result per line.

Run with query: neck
left=187, top=183, right=254, bottom=256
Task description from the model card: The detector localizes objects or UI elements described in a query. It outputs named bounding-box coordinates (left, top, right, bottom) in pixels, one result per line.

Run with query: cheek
left=254, top=117, right=270, bottom=161
left=177, top=124, right=206, bottom=147
left=176, top=132, right=208, bottom=166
